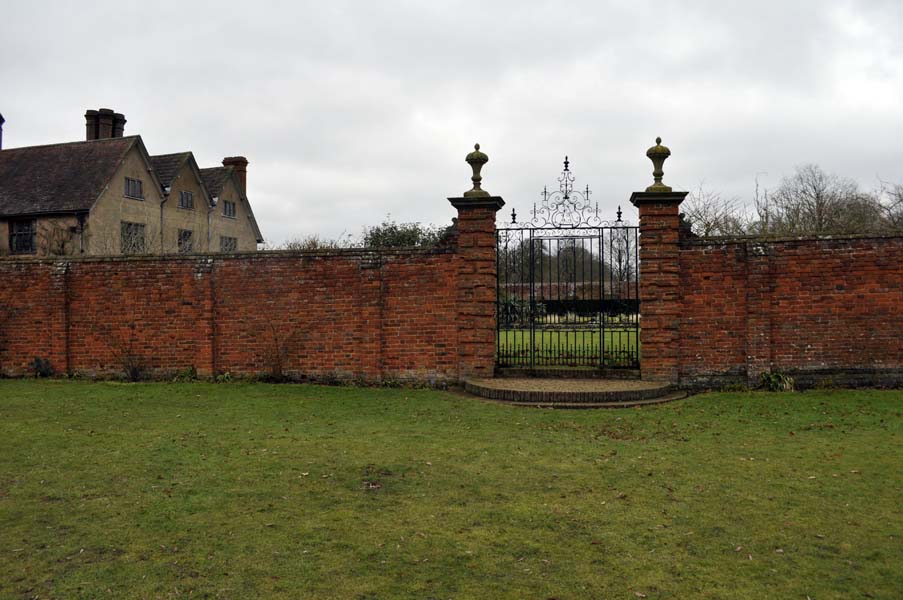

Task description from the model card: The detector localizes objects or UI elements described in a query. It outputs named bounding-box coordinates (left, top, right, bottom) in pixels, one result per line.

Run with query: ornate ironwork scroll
left=506, top=157, right=628, bottom=229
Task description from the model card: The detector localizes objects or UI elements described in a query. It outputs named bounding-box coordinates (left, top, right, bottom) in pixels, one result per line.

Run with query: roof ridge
left=0, top=135, right=140, bottom=152
left=149, top=150, right=191, bottom=159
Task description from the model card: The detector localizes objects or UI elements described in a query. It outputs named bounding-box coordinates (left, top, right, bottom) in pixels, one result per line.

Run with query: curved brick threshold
left=463, top=378, right=686, bottom=408
left=495, top=367, right=641, bottom=380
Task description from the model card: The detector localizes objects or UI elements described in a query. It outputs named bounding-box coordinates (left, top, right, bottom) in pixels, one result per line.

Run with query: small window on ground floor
left=9, top=219, right=37, bottom=254
left=220, top=236, right=238, bottom=252
left=120, top=221, right=146, bottom=254
left=178, top=229, right=193, bottom=254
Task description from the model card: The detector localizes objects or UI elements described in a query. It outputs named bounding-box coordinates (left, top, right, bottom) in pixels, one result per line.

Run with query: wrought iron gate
left=496, top=158, right=640, bottom=370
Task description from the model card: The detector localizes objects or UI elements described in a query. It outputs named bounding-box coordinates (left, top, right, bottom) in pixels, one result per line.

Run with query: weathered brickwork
left=0, top=195, right=504, bottom=383
left=452, top=202, right=503, bottom=378
left=677, top=235, right=903, bottom=387
left=3, top=196, right=899, bottom=388
left=0, top=249, right=464, bottom=382
left=631, top=192, right=687, bottom=382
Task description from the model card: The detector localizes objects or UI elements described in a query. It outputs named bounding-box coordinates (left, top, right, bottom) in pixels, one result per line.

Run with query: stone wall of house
left=208, top=175, right=259, bottom=253
left=160, top=161, right=214, bottom=254
left=674, top=234, right=903, bottom=388
left=87, top=146, right=167, bottom=255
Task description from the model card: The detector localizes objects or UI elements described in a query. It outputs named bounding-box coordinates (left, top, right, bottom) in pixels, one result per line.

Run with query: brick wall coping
left=0, top=246, right=455, bottom=265
left=682, top=232, right=903, bottom=248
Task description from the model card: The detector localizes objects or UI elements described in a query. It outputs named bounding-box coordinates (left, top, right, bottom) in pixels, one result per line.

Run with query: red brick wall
left=678, top=235, right=903, bottom=387
left=0, top=249, right=465, bottom=382
left=6, top=219, right=898, bottom=389
left=631, top=192, right=687, bottom=381
left=0, top=261, right=68, bottom=372
left=453, top=204, right=500, bottom=378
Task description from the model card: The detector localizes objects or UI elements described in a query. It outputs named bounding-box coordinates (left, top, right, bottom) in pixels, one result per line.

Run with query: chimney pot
left=222, top=156, right=249, bottom=195
left=97, top=108, right=114, bottom=139
left=85, top=109, right=99, bottom=141
left=112, top=112, right=126, bottom=138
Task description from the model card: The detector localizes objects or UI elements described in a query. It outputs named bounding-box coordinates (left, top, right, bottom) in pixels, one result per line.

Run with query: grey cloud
left=2, top=1, right=901, bottom=244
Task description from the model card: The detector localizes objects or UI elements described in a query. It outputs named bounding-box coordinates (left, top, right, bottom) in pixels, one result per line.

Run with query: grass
left=498, top=327, right=639, bottom=367
left=1, top=380, right=901, bottom=599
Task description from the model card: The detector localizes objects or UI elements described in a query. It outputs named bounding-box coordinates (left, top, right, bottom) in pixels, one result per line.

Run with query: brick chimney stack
left=85, top=110, right=98, bottom=140
left=85, top=108, right=126, bottom=140
left=222, top=156, right=249, bottom=194
left=97, top=108, right=114, bottom=138
left=0, top=112, right=5, bottom=150
left=112, top=112, right=126, bottom=137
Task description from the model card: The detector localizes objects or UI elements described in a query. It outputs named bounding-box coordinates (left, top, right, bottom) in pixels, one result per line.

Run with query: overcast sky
left=3, top=1, right=901, bottom=244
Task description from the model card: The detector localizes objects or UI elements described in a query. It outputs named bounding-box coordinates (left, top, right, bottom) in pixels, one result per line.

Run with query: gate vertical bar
left=529, top=229, right=535, bottom=371
left=633, top=227, right=640, bottom=367
left=598, top=227, right=604, bottom=369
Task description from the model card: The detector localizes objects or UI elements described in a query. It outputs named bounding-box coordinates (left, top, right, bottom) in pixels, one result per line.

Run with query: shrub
left=760, top=371, right=795, bottom=392
left=361, top=217, right=444, bottom=248
left=30, top=357, right=54, bottom=378
left=172, top=366, right=198, bottom=382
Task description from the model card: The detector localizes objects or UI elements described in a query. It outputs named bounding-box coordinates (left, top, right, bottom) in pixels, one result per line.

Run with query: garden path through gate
left=496, top=158, right=640, bottom=371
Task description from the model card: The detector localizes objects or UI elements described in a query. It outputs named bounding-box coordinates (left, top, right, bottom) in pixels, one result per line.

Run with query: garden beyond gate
left=496, top=158, right=640, bottom=371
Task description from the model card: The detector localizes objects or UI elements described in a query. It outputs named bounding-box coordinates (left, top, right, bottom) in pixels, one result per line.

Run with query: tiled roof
left=199, top=166, right=232, bottom=197
left=149, top=152, right=190, bottom=188
left=0, top=136, right=136, bottom=216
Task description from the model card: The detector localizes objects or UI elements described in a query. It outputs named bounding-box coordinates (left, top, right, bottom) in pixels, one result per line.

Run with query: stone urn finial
left=464, top=143, right=490, bottom=198
left=645, top=136, right=672, bottom=193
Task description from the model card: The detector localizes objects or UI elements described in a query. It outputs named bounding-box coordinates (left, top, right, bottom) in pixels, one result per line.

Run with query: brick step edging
left=494, top=367, right=641, bottom=380
left=505, top=391, right=689, bottom=409
left=463, top=380, right=675, bottom=404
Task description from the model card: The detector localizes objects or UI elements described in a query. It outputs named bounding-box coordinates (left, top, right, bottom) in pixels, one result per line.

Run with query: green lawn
left=498, top=327, right=639, bottom=367
left=1, top=381, right=901, bottom=599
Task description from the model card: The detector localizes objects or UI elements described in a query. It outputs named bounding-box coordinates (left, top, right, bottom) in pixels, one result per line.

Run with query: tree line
left=268, top=216, right=450, bottom=250
left=682, top=164, right=903, bottom=237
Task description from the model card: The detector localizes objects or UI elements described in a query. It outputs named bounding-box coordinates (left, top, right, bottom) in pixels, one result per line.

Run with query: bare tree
left=682, top=183, right=748, bottom=236
left=38, top=222, right=78, bottom=256
left=96, top=321, right=147, bottom=380
left=262, top=323, right=301, bottom=381
left=749, top=172, right=772, bottom=236
left=763, top=164, right=881, bottom=235
left=876, top=180, right=903, bottom=232
left=85, top=220, right=162, bottom=256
